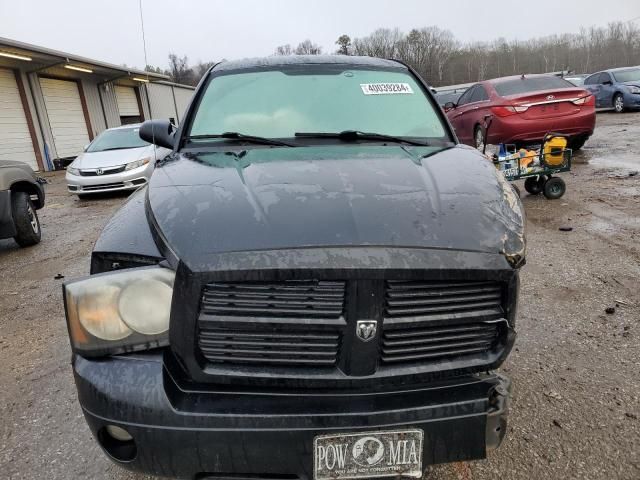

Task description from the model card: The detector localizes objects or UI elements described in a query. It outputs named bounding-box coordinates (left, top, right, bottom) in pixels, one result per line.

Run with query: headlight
left=125, top=157, right=151, bottom=171
left=67, top=166, right=80, bottom=176
left=628, top=86, right=640, bottom=94
left=63, top=267, right=175, bottom=356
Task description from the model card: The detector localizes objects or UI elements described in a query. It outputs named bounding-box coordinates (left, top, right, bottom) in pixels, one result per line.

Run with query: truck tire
left=11, top=191, right=41, bottom=246
left=613, top=93, right=624, bottom=113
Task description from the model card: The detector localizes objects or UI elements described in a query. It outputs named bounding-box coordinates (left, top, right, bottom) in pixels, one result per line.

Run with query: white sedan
left=65, top=124, right=171, bottom=197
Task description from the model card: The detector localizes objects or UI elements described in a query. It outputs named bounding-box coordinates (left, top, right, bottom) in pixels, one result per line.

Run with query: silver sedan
left=65, top=124, right=171, bottom=197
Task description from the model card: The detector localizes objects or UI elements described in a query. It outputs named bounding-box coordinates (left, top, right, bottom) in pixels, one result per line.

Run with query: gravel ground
left=1, top=112, right=638, bottom=480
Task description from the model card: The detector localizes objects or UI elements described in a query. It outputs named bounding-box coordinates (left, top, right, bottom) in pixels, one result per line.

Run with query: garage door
left=173, top=87, right=194, bottom=123
left=39, top=77, right=90, bottom=159
left=115, top=85, right=140, bottom=117
left=0, top=69, right=38, bottom=169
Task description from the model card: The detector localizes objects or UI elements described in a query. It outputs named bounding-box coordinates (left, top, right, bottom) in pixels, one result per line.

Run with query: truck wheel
left=543, top=177, right=566, bottom=200
left=524, top=176, right=544, bottom=195
left=613, top=93, right=624, bottom=113
left=11, top=191, right=41, bottom=246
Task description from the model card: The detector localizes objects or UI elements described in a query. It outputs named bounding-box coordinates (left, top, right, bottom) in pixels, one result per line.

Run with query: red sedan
left=444, top=74, right=595, bottom=150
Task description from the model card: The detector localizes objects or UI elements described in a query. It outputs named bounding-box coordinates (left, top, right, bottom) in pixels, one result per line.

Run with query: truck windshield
left=87, top=127, right=149, bottom=153
left=188, top=67, right=448, bottom=143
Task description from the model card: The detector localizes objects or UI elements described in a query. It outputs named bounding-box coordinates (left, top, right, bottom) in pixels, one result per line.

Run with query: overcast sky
left=1, top=0, right=638, bottom=69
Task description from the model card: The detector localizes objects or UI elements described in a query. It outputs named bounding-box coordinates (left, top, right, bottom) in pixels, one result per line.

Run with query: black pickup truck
left=63, top=55, right=524, bottom=480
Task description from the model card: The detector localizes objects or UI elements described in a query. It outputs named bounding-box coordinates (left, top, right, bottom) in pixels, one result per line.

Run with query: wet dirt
left=1, top=112, right=639, bottom=480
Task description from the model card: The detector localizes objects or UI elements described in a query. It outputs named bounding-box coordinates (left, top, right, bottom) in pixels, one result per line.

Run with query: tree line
left=148, top=21, right=640, bottom=87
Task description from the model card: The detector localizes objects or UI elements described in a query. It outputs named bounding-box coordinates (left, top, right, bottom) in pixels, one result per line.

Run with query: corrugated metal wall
left=26, top=72, right=58, bottom=164
left=80, top=78, right=107, bottom=138
left=173, top=87, right=194, bottom=123
left=144, top=83, right=195, bottom=125
left=100, top=83, right=121, bottom=128
left=146, top=83, right=178, bottom=123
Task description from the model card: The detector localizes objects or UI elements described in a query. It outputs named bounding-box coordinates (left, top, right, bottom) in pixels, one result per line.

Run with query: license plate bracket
left=313, top=429, right=423, bottom=480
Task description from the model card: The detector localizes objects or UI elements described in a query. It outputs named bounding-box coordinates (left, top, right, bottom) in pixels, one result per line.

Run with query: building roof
left=0, top=36, right=168, bottom=82
left=212, top=55, right=405, bottom=72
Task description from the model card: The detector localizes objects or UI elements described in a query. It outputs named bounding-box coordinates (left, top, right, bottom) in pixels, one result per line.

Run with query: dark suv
left=63, top=56, right=524, bottom=480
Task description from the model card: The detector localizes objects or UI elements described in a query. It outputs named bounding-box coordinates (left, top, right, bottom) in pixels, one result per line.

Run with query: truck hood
left=147, top=145, right=525, bottom=267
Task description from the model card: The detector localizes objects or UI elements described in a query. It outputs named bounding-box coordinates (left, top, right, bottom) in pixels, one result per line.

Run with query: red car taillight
left=572, top=95, right=595, bottom=106
left=491, top=105, right=529, bottom=117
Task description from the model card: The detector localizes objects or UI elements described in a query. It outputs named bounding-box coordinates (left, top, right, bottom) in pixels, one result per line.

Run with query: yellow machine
left=542, top=134, right=568, bottom=167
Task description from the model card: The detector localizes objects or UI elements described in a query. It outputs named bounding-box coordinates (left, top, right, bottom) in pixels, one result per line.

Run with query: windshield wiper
left=186, top=132, right=295, bottom=147
left=295, top=130, right=432, bottom=147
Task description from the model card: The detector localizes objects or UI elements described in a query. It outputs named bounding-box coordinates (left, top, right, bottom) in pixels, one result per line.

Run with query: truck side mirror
left=139, top=120, right=175, bottom=150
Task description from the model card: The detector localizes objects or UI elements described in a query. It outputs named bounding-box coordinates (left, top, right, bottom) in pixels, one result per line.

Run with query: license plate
left=313, top=429, right=423, bottom=480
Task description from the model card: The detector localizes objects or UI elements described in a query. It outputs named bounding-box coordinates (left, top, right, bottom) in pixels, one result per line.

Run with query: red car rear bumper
left=487, top=109, right=595, bottom=145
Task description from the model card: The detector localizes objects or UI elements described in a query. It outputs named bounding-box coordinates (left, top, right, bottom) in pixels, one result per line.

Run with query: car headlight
left=627, top=86, right=640, bottom=94
left=67, top=166, right=80, bottom=176
left=125, top=157, right=151, bottom=171
left=63, top=266, right=174, bottom=356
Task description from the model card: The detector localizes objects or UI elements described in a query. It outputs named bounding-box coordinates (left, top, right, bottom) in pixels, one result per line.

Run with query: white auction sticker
left=360, top=83, right=414, bottom=95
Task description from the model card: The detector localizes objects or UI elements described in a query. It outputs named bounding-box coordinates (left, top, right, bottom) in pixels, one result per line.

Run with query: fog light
left=99, top=425, right=137, bottom=462
left=105, top=425, right=133, bottom=442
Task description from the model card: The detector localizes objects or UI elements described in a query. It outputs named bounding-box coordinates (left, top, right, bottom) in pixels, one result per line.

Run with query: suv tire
left=11, top=191, right=41, bottom=246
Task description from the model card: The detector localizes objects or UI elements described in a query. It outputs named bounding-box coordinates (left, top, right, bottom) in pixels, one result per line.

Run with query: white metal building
left=0, top=37, right=196, bottom=171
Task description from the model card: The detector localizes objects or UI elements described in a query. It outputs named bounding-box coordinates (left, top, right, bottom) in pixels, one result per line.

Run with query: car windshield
left=494, top=76, right=574, bottom=96
left=188, top=66, right=448, bottom=143
left=612, top=68, right=640, bottom=83
left=86, top=127, right=149, bottom=153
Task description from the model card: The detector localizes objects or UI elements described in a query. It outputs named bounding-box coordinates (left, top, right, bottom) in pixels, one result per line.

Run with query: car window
left=189, top=67, right=447, bottom=140
left=493, top=76, right=574, bottom=96
left=600, top=72, right=613, bottom=84
left=86, top=127, right=149, bottom=153
left=583, top=74, right=599, bottom=85
left=470, top=85, right=489, bottom=102
left=612, top=68, right=640, bottom=83
left=455, top=86, right=474, bottom=106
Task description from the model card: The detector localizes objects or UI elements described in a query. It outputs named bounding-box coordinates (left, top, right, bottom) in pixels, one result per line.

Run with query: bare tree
left=295, top=40, right=323, bottom=55
left=275, top=44, right=294, bottom=56
left=348, top=21, right=640, bottom=87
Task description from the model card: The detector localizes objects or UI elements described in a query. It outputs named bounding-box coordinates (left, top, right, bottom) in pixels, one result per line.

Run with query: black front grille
left=201, top=280, right=345, bottom=319
left=385, top=280, right=503, bottom=320
left=81, top=182, right=126, bottom=191
left=198, top=280, right=345, bottom=367
left=381, top=320, right=501, bottom=364
left=198, top=324, right=341, bottom=366
left=195, top=278, right=509, bottom=378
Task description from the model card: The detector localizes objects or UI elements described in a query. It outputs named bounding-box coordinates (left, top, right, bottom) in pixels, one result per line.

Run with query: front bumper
left=74, top=352, right=511, bottom=480
left=66, top=164, right=152, bottom=194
